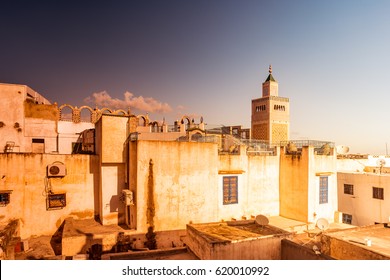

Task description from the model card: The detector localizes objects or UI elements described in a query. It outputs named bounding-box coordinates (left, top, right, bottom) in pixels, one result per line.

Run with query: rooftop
left=323, top=224, right=390, bottom=258
left=187, top=220, right=288, bottom=243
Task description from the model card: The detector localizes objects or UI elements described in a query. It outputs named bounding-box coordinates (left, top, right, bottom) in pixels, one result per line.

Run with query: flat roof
left=324, top=224, right=390, bottom=258
left=188, top=220, right=289, bottom=243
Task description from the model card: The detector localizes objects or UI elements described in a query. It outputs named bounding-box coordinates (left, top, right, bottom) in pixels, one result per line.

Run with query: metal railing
left=279, top=140, right=335, bottom=156
left=241, top=139, right=277, bottom=156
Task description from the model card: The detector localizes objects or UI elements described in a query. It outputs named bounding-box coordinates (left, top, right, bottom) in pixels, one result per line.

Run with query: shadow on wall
left=50, top=221, right=65, bottom=256
left=110, top=195, right=119, bottom=213
left=89, top=156, right=100, bottom=222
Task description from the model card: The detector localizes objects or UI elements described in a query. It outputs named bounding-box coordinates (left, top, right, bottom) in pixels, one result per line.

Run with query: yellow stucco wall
left=132, top=141, right=280, bottom=233
left=280, top=146, right=338, bottom=223
left=0, top=153, right=98, bottom=238
left=95, top=115, right=130, bottom=225
left=134, top=140, right=219, bottom=232
left=279, top=148, right=309, bottom=222
left=100, top=115, right=129, bottom=163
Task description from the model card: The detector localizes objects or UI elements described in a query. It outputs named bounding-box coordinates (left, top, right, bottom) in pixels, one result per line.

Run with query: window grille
left=319, top=176, right=328, bottom=204
left=223, top=176, right=238, bottom=205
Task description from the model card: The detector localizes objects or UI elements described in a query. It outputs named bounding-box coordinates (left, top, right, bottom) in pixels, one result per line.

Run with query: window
left=223, top=176, right=238, bottom=205
left=319, top=176, right=328, bottom=204
left=255, top=105, right=266, bottom=112
left=344, top=184, right=354, bottom=195
left=0, top=191, right=12, bottom=206
left=32, top=138, right=45, bottom=153
left=373, top=187, right=384, bottom=200
left=342, top=213, right=352, bottom=224
left=47, top=193, right=66, bottom=210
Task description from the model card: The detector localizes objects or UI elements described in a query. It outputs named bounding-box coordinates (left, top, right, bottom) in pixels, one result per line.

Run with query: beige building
left=251, top=66, right=289, bottom=143
left=0, top=83, right=57, bottom=154
left=280, top=142, right=337, bottom=224
left=337, top=155, right=390, bottom=226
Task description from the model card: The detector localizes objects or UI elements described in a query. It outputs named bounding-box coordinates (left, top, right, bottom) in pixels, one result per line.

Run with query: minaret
left=251, top=65, right=290, bottom=144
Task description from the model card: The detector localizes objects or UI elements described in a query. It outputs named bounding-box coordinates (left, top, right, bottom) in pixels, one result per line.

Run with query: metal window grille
left=344, top=184, right=354, bottom=195
left=47, top=193, right=66, bottom=210
left=223, top=176, right=238, bottom=205
left=319, top=176, right=328, bottom=204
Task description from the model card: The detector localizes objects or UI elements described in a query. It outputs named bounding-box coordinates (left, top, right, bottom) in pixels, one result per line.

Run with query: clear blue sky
left=2, top=0, right=390, bottom=154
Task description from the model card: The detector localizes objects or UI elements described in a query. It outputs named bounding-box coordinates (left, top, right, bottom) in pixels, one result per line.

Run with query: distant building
left=337, top=155, right=390, bottom=226
left=251, top=66, right=290, bottom=143
left=0, top=83, right=57, bottom=154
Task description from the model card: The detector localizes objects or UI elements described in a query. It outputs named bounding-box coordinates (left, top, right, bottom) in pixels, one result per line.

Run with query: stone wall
left=0, top=153, right=99, bottom=238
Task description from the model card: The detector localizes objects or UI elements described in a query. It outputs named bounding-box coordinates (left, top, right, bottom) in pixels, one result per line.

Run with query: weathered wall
left=0, top=153, right=99, bottom=238
left=279, top=148, right=309, bottom=222
left=281, top=239, right=333, bottom=260
left=246, top=150, right=280, bottom=217
left=0, top=84, right=27, bottom=153
left=134, top=140, right=219, bottom=233
left=338, top=172, right=390, bottom=226
left=209, top=235, right=286, bottom=260
left=218, top=146, right=280, bottom=220
left=95, top=115, right=129, bottom=225
left=132, top=141, right=280, bottom=233
left=186, top=224, right=288, bottom=260
left=321, top=232, right=390, bottom=260
left=100, top=115, right=129, bottom=164
left=280, top=146, right=337, bottom=223
left=58, top=121, right=95, bottom=154
left=307, top=148, right=338, bottom=223
left=100, top=164, right=126, bottom=225
left=0, top=84, right=56, bottom=153
left=24, top=117, right=57, bottom=153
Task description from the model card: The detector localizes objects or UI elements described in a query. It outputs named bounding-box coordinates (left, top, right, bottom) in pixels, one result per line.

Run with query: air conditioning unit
left=47, top=163, right=66, bottom=177
left=122, top=189, right=134, bottom=206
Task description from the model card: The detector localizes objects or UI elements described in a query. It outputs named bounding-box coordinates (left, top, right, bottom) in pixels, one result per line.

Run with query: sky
left=1, top=0, right=390, bottom=154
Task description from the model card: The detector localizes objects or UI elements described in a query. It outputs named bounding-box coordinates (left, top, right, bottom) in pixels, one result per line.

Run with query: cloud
left=84, top=91, right=172, bottom=113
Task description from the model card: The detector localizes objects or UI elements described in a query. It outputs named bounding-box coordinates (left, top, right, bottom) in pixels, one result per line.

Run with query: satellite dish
left=255, top=215, right=269, bottom=226
left=336, top=145, right=349, bottom=155
left=316, top=218, right=329, bottom=231
left=312, top=245, right=321, bottom=255
left=376, top=158, right=386, bottom=167
left=286, top=142, right=297, bottom=154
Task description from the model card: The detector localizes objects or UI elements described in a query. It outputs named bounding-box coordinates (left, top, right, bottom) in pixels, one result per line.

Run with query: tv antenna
left=376, top=158, right=386, bottom=174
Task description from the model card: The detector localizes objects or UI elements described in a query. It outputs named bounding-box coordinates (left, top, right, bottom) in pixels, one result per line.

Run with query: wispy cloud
left=84, top=91, right=172, bottom=113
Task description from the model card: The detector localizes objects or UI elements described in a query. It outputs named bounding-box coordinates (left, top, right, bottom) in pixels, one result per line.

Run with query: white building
left=337, top=155, right=390, bottom=226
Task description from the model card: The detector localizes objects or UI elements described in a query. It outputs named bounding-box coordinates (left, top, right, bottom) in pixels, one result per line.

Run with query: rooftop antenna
left=376, top=158, right=386, bottom=174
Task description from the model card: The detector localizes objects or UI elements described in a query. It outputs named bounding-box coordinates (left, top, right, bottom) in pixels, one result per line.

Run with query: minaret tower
left=251, top=65, right=290, bottom=144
